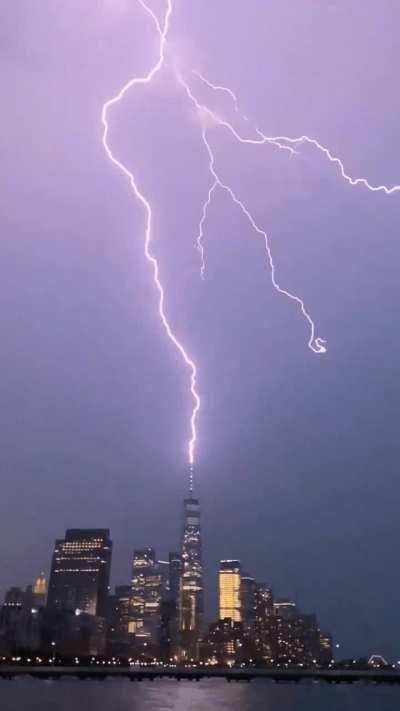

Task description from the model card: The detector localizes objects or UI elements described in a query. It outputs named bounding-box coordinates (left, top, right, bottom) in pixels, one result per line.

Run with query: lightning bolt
left=101, top=0, right=200, bottom=479
left=193, top=70, right=249, bottom=122
left=197, top=180, right=218, bottom=281
left=179, top=76, right=326, bottom=354
left=180, top=67, right=399, bottom=349
left=268, top=135, right=400, bottom=195
left=101, top=0, right=398, bottom=478
left=192, top=70, right=400, bottom=195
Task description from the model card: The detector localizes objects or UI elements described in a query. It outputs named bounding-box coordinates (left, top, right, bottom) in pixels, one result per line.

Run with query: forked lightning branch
left=101, top=0, right=399, bottom=480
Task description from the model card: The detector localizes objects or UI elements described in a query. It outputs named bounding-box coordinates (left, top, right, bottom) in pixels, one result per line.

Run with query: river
left=0, top=678, right=399, bottom=710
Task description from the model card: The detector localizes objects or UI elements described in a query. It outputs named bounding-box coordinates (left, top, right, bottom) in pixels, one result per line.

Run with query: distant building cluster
left=0, top=497, right=332, bottom=666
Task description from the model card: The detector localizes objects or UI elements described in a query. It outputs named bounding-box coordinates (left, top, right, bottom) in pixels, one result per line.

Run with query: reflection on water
left=0, top=678, right=398, bottom=711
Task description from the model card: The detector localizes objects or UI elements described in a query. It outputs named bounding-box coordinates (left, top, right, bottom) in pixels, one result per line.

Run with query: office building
left=202, top=618, right=244, bottom=665
left=168, top=552, right=182, bottom=607
left=130, top=547, right=169, bottom=656
left=106, top=585, right=132, bottom=656
left=47, top=529, right=112, bottom=617
left=219, top=560, right=241, bottom=622
left=240, top=576, right=256, bottom=629
left=179, top=496, right=203, bottom=659
left=33, top=573, right=47, bottom=608
left=274, top=598, right=297, bottom=620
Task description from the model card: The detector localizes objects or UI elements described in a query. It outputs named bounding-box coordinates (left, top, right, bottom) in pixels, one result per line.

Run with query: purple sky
left=1, top=0, right=400, bottom=658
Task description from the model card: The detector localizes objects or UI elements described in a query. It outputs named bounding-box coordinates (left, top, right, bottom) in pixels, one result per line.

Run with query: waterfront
left=0, top=679, right=399, bottom=711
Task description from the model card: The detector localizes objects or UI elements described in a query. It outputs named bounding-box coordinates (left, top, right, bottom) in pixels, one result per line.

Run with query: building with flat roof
left=219, top=560, right=241, bottom=622
left=46, top=529, right=112, bottom=617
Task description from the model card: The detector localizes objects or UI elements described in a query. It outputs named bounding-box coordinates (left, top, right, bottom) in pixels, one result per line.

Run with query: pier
left=0, top=666, right=399, bottom=685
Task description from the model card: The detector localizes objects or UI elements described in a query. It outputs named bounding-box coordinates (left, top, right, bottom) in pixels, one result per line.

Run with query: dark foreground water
left=0, top=678, right=399, bottom=710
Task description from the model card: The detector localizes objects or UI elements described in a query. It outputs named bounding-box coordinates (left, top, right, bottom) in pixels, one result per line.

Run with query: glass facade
left=179, top=497, right=203, bottom=658
left=47, top=529, right=112, bottom=617
left=130, top=548, right=169, bottom=652
left=219, top=560, right=241, bottom=622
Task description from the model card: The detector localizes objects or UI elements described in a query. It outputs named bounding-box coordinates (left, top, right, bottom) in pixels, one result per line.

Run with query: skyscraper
left=168, top=552, right=182, bottom=607
left=47, top=529, right=112, bottom=617
left=129, top=547, right=169, bottom=656
left=273, top=598, right=297, bottom=620
left=219, top=560, right=241, bottom=622
left=240, top=575, right=256, bottom=629
left=158, top=552, right=182, bottom=661
left=33, top=573, right=47, bottom=608
left=255, top=583, right=274, bottom=618
left=179, top=496, right=203, bottom=659
left=253, top=583, right=275, bottom=663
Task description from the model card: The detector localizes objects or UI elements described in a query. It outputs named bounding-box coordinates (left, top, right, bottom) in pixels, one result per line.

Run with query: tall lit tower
left=179, top=470, right=203, bottom=660
left=219, top=560, right=241, bottom=622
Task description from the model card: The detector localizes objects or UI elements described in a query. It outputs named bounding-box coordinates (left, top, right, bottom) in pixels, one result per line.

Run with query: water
left=0, top=679, right=399, bottom=710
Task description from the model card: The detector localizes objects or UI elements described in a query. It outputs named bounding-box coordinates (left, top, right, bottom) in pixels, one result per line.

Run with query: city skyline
left=0, top=470, right=395, bottom=660
left=0, top=490, right=332, bottom=626
left=0, top=492, right=334, bottom=667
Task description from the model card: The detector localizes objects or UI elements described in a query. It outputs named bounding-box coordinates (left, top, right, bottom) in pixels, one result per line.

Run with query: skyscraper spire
left=188, top=463, right=194, bottom=495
